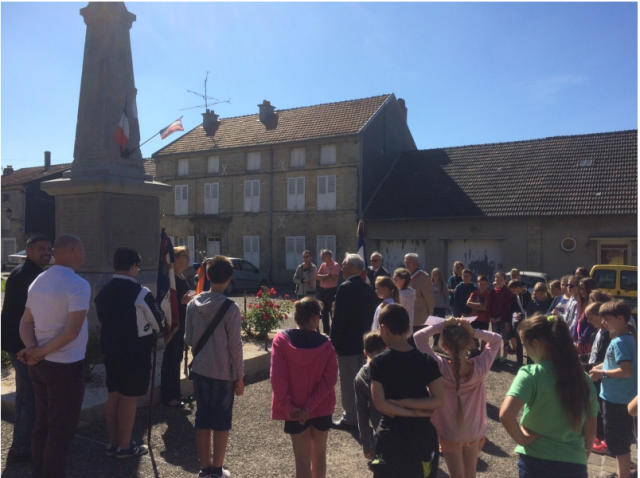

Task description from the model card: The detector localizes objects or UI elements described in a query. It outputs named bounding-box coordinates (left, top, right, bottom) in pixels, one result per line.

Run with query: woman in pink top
left=270, top=297, right=338, bottom=478
left=315, top=250, right=340, bottom=335
left=414, top=318, right=502, bottom=478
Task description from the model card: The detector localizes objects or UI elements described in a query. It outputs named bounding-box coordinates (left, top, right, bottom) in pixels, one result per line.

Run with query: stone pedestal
left=42, top=175, right=171, bottom=326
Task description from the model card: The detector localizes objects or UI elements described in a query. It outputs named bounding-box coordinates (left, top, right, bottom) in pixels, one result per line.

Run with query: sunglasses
left=303, top=255, right=311, bottom=258
left=568, top=284, right=576, bottom=288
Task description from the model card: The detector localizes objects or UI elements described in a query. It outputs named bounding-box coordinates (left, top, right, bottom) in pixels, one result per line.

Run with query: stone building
left=363, top=129, right=638, bottom=280
left=152, top=94, right=416, bottom=284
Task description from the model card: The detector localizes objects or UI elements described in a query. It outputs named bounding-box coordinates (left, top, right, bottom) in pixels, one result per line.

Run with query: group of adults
left=291, top=249, right=439, bottom=429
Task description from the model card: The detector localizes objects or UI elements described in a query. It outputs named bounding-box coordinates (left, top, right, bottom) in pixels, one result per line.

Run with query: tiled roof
left=1, top=163, right=71, bottom=187
left=364, top=130, right=637, bottom=219
left=153, top=94, right=392, bottom=157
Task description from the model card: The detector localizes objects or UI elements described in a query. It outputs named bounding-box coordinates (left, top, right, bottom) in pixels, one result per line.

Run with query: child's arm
left=628, top=396, right=638, bottom=417
left=499, top=396, right=540, bottom=446
left=590, top=361, right=633, bottom=380
left=387, top=377, right=446, bottom=411
left=582, top=416, right=597, bottom=458
left=355, top=376, right=374, bottom=459
left=226, top=306, right=245, bottom=395
left=413, top=323, right=446, bottom=364
left=371, top=380, right=434, bottom=417
left=472, top=324, right=504, bottom=367
left=270, top=334, right=296, bottom=417
left=467, top=294, right=486, bottom=311
left=303, top=344, right=338, bottom=413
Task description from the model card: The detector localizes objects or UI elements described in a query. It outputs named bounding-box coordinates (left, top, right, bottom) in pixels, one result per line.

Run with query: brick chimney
left=258, top=100, right=276, bottom=123
left=397, top=98, right=408, bottom=122
left=202, top=109, right=220, bottom=136
left=3, top=165, right=14, bottom=176
left=44, top=151, right=51, bottom=171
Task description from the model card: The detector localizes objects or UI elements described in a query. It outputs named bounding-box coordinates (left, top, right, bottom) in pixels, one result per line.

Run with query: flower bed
left=241, top=286, right=295, bottom=339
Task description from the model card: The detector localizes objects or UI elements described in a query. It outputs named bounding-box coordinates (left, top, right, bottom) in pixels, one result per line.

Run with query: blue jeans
left=160, top=321, right=185, bottom=402
left=518, top=455, right=587, bottom=478
left=193, top=373, right=235, bottom=431
left=9, top=352, right=36, bottom=454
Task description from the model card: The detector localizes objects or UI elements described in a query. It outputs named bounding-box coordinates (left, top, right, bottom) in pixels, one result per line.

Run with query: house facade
left=152, top=94, right=416, bottom=284
left=363, top=130, right=638, bottom=280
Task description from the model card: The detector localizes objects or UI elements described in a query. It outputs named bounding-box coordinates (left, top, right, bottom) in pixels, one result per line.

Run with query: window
left=320, top=144, right=336, bottom=165
left=291, top=148, right=305, bottom=168
left=204, top=182, right=219, bottom=215
left=178, top=158, right=189, bottom=176
left=287, top=177, right=305, bottom=211
left=177, top=237, right=185, bottom=246
left=317, top=175, right=336, bottom=210
left=247, top=152, right=261, bottom=171
left=244, top=180, right=260, bottom=212
left=242, top=260, right=259, bottom=273
left=188, top=236, right=195, bottom=263
left=174, top=185, right=188, bottom=215
left=243, top=236, right=260, bottom=268
left=206, top=237, right=220, bottom=257
left=208, top=156, right=219, bottom=174
left=286, top=236, right=306, bottom=269
left=317, top=235, right=336, bottom=262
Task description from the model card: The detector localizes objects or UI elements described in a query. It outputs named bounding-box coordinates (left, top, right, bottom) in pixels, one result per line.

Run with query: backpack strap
left=188, top=298, right=234, bottom=377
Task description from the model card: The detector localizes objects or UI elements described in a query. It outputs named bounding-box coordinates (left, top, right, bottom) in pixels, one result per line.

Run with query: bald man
left=366, top=252, right=389, bottom=285
left=19, top=235, right=90, bottom=478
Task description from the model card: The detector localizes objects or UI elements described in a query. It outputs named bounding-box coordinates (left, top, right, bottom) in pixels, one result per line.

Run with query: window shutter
left=252, top=180, right=260, bottom=212
left=211, top=183, right=219, bottom=214
left=317, top=235, right=326, bottom=261
left=251, top=236, right=259, bottom=253
left=317, top=176, right=327, bottom=210
left=244, top=180, right=252, bottom=212
left=247, top=152, right=261, bottom=171
left=208, top=156, right=219, bottom=174
left=295, top=237, right=305, bottom=256
left=175, top=186, right=181, bottom=201
left=244, top=236, right=260, bottom=268
left=178, top=159, right=189, bottom=176
left=327, top=235, right=336, bottom=256
left=320, top=144, right=336, bottom=165
left=286, top=236, right=295, bottom=269
left=327, top=175, right=336, bottom=210
left=204, top=183, right=211, bottom=214
left=296, top=177, right=305, bottom=211
left=244, top=236, right=251, bottom=254
left=187, top=236, right=195, bottom=263
left=287, top=178, right=296, bottom=211
left=291, top=148, right=305, bottom=168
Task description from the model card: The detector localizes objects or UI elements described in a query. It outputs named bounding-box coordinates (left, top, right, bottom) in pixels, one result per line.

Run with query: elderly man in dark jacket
left=330, top=253, right=377, bottom=429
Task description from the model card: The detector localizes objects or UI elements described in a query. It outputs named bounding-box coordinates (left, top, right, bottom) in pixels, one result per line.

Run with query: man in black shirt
left=1, top=235, right=52, bottom=464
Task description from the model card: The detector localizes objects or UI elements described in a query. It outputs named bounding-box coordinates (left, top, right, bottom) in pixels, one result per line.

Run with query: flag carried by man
left=156, top=228, right=180, bottom=345
left=356, top=220, right=370, bottom=284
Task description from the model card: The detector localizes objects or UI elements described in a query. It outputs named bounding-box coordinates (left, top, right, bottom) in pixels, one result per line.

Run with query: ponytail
left=376, top=276, right=400, bottom=303
left=518, top=314, right=592, bottom=430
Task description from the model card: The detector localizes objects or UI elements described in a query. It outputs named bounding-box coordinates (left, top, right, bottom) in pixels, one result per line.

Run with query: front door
left=206, top=237, right=221, bottom=258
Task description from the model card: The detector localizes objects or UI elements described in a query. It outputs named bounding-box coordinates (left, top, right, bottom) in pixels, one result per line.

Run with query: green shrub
left=1, top=350, right=11, bottom=368
left=241, top=286, right=293, bottom=339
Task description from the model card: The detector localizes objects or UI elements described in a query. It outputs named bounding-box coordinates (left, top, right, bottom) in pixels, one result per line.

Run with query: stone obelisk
left=42, top=2, right=170, bottom=325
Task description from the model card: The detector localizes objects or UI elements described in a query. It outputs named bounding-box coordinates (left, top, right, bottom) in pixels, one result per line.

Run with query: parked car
left=5, top=250, right=55, bottom=271
left=193, top=257, right=267, bottom=295
left=590, top=265, right=637, bottom=315
left=518, top=271, right=551, bottom=294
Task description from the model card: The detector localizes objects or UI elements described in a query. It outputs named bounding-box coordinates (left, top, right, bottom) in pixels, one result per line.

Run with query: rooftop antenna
left=181, top=71, right=231, bottom=111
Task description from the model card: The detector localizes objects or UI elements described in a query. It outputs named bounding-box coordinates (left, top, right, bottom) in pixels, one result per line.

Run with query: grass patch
left=1, top=279, right=5, bottom=292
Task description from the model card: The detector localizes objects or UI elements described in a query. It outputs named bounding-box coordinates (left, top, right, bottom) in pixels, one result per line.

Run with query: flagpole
left=128, top=116, right=184, bottom=156
left=148, top=332, right=158, bottom=445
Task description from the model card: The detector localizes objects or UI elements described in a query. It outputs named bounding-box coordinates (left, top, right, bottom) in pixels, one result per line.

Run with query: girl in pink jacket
left=414, top=318, right=502, bottom=478
left=270, top=297, right=338, bottom=478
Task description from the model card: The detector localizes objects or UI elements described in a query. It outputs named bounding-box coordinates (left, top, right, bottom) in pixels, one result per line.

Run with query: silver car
left=226, top=258, right=268, bottom=294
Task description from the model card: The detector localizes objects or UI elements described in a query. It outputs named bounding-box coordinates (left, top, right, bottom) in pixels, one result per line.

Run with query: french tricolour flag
left=156, top=229, right=180, bottom=346
left=357, top=221, right=370, bottom=284
left=160, top=118, right=184, bottom=140
left=113, top=103, right=129, bottom=152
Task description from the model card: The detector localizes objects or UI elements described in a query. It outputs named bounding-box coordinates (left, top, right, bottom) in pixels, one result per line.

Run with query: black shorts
left=284, top=415, right=332, bottom=435
left=603, top=399, right=636, bottom=457
left=104, top=352, right=151, bottom=397
left=471, top=321, right=489, bottom=331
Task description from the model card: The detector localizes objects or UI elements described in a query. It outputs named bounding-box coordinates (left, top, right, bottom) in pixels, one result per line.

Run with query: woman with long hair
left=499, top=313, right=598, bottom=478
left=393, top=268, right=416, bottom=326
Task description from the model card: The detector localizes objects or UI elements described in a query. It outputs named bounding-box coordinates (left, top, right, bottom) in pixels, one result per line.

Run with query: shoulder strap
left=189, top=298, right=234, bottom=370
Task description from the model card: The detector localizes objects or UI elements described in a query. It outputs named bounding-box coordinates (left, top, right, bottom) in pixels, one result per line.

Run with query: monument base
left=42, top=175, right=171, bottom=326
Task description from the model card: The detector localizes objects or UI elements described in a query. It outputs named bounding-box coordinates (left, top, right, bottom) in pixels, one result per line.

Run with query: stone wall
left=1, top=186, right=27, bottom=258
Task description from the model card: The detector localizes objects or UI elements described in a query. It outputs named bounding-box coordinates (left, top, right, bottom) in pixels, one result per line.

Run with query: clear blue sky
left=2, top=2, right=637, bottom=170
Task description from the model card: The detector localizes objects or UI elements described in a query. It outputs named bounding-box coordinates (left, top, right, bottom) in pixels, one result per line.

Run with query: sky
left=1, top=2, right=637, bottom=170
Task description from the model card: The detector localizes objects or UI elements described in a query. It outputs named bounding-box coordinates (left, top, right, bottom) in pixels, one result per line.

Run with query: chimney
left=202, top=109, right=220, bottom=136
left=397, top=98, right=408, bottom=122
left=258, top=100, right=276, bottom=123
left=44, top=151, right=51, bottom=171
left=3, top=166, right=14, bottom=176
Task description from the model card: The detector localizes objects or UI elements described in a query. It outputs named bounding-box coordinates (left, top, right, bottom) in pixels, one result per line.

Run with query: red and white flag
left=157, top=230, right=180, bottom=346
left=113, top=103, right=129, bottom=152
left=160, top=118, right=184, bottom=140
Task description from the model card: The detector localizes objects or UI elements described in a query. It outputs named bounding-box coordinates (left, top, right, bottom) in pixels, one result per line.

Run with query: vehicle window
left=592, top=270, right=616, bottom=290
left=520, top=276, right=544, bottom=289
left=620, top=270, right=637, bottom=292
left=242, top=261, right=258, bottom=273
left=232, top=260, right=242, bottom=271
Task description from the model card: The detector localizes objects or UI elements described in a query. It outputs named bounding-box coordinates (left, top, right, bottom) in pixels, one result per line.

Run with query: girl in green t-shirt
left=499, top=313, right=599, bottom=478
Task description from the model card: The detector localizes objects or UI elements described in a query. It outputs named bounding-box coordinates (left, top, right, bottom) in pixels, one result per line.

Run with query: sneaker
left=116, top=441, right=148, bottom=459
left=199, top=468, right=230, bottom=478
left=105, top=444, right=118, bottom=457
left=592, top=440, right=610, bottom=455
left=594, top=437, right=601, bottom=445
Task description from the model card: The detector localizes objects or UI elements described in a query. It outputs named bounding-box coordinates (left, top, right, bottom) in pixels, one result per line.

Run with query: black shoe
left=332, top=418, right=357, bottom=430
left=5, top=449, right=31, bottom=465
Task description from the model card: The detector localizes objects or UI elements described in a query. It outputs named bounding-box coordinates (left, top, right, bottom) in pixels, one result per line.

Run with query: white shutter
left=208, top=156, right=219, bottom=174
left=286, top=236, right=296, bottom=270
left=327, top=175, right=336, bottom=210
left=204, top=183, right=212, bottom=214
left=327, top=235, right=336, bottom=257
left=291, top=148, right=305, bottom=168
left=244, top=180, right=252, bottom=212
left=252, top=180, right=260, bottom=212
left=211, top=183, right=219, bottom=214
left=175, top=185, right=188, bottom=215
left=178, top=159, right=189, bottom=176
left=317, top=176, right=327, bottom=210
left=244, top=236, right=260, bottom=268
left=295, top=237, right=305, bottom=256
left=187, top=236, right=195, bottom=263
left=317, top=235, right=327, bottom=262
left=247, top=152, right=261, bottom=171
left=296, top=177, right=305, bottom=211
left=287, top=178, right=296, bottom=211
left=317, top=235, right=336, bottom=261
left=320, top=144, right=336, bottom=165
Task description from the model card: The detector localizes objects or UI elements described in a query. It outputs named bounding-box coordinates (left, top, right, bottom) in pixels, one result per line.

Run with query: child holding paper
left=414, top=318, right=502, bottom=478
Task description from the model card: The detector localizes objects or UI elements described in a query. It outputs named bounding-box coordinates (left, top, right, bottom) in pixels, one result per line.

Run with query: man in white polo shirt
left=18, top=234, right=90, bottom=478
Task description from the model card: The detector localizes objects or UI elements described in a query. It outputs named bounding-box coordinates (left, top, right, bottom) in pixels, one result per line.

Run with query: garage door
left=447, top=240, right=503, bottom=279
left=380, top=240, right=425, bottom=272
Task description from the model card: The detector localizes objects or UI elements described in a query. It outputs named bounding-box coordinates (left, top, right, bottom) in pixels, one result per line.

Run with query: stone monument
left=42, top=2, right=171, bottom=324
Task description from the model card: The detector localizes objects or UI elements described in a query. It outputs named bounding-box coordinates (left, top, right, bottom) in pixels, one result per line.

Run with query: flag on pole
left=113, top=101, right=130, bottom=152
left=195, top=259, right=210, bottom=295
left=160, top=118, right=185, bottom=140
left=156, top=228, right=180, bottom=346
left=356, top=220, right=370, bottom=283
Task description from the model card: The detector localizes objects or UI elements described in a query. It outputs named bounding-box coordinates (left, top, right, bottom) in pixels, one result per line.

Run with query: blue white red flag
left=356, top=221, right=370, bottom=283
left=113, top=101, right=129, bottom=152
left=160, top=118, right=185, bottom=140
left=157, top=228, right=180, bottom=345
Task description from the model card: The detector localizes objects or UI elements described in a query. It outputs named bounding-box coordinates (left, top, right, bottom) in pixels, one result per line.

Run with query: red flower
left=263, top=312, right=270, bottom=320
left=275, top=304, right=280, bottom=309
left=257, top=290, right=263, bottom=298
left=291, top=299, right=296, bottom=303
left=285, top=294, right=290, bottom=298
left=244, top=295, right=248, bottom=299
left=269, top=288, right=276, bottom=296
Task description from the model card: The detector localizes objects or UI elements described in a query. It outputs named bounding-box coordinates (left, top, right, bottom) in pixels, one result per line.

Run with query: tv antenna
left=181, top=71, right=231, bottom=111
